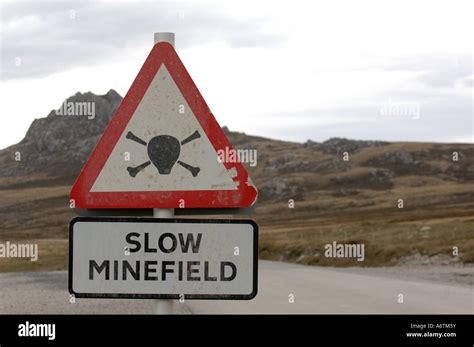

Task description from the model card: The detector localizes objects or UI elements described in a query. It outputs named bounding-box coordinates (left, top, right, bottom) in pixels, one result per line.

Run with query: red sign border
left=70, top=42, right=257, bottom=208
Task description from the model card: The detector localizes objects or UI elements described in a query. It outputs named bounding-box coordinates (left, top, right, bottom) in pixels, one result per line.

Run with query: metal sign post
left=152, top=32, right=176, bottom=315
left=68, top=32, right=259, bottom=314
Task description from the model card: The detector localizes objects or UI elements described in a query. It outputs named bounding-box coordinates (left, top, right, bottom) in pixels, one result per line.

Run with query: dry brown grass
left=0, top=138, right=472, bottom=272
left=258, top=217, right=473, bottom=267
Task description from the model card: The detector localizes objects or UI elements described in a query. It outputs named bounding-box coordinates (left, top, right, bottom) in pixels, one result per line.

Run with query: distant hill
left=0, top=90, right=473, bottom=271
left=0, top=90, right=122, bottom=178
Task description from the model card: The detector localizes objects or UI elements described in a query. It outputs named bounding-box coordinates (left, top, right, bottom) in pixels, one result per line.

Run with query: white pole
left=154, top=32, right=175, bottom=47
left=153, top=32, right=176, bottom=315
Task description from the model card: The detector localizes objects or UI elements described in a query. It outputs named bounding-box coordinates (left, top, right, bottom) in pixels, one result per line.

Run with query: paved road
left=185, top=261, right=473, bottom=313
left=0, top=261, right=472, bottom=314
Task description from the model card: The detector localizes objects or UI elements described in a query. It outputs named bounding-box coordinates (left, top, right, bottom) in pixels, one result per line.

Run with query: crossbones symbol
left=125, top=130, right=201, bottom=178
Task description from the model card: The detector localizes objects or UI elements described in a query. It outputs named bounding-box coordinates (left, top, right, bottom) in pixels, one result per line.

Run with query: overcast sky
left=0, top=0, right=472, bottom=149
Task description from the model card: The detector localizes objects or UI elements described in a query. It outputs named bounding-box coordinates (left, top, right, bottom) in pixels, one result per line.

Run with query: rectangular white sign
left=69, top=217, right=258, bottom=300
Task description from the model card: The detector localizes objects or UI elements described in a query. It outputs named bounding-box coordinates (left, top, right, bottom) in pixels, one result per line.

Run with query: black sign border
left=69, top=217, right=258, bottom=300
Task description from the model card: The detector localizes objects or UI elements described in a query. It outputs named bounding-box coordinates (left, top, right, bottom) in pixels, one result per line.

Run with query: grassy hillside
left=0, top=91, right=472, bottom=271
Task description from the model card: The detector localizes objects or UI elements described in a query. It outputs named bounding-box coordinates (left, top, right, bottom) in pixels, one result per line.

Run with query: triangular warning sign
left=70, top=42, right=257, bottom=208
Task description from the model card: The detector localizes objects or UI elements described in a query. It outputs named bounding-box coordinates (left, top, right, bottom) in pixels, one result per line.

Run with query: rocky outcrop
left=362, top=150, right=439, bottom=176
left=0, top=90, right=122, bottom=177
left=259, top=177, right=302, bottom=200
left=304, top=137, right=387, bottom=154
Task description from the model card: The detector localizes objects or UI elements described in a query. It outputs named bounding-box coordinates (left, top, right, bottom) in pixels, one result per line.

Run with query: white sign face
left=91, top=65, right=237, bottom=193
left=69, top=217, right=258, bottom=300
